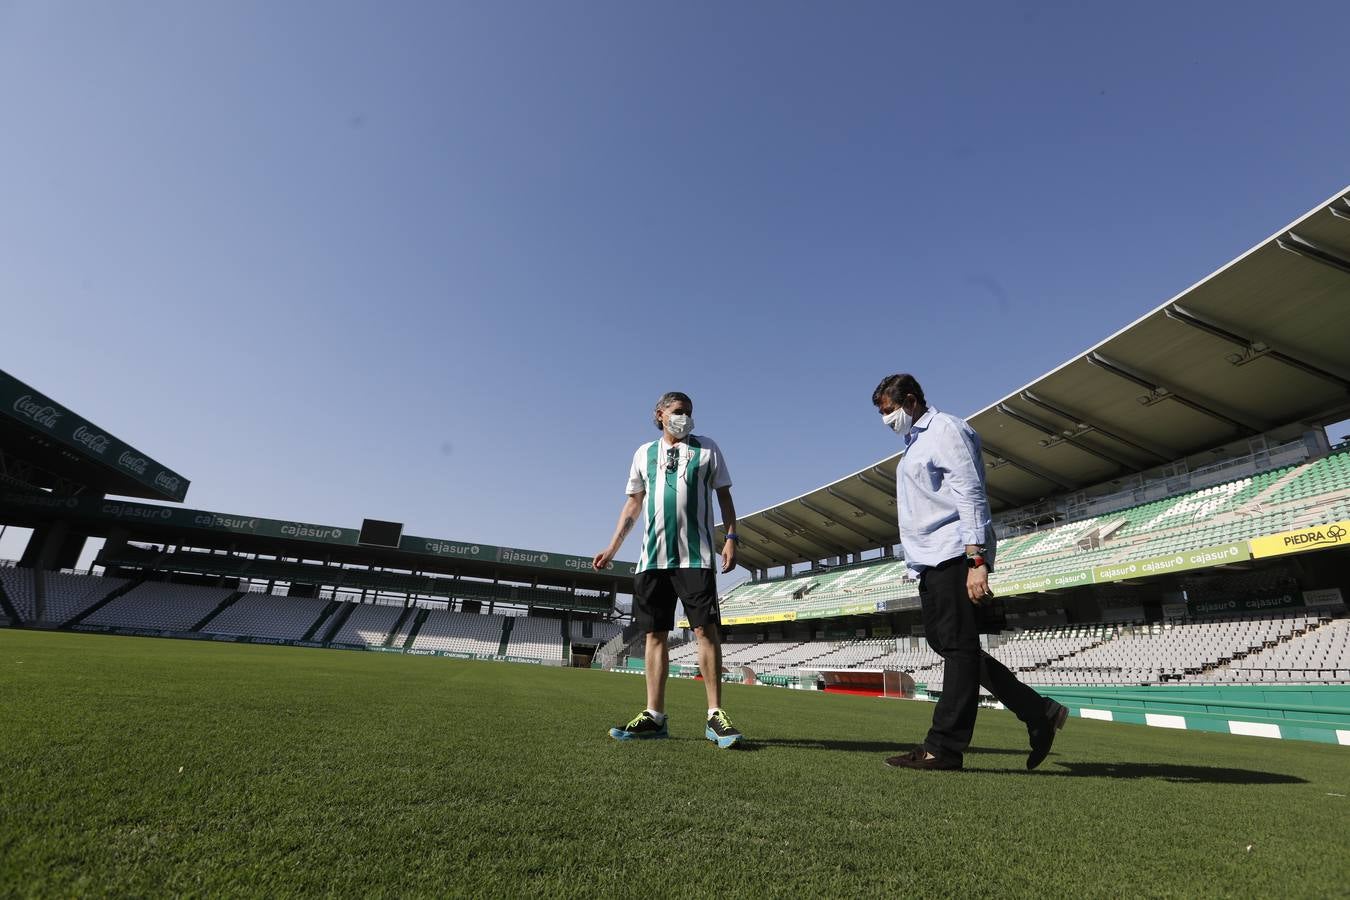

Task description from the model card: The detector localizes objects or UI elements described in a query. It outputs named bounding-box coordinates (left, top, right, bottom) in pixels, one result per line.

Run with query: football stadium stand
left=1195, top=617, right=1350, bottom=683
left=1025, top=612, right=1322, bottom=686
left=409, top=610, right=509, bottom=656
left=328, top=603, right=406, bottom=648
left=199, top=593, right=330, bottom=641
left=82, top=582, right=239, bottom=633
left=504, top=615, right=566, bottom=663
left=716, top=443, right=1350, bottom=624
left=653, top=610, right=1347, bottom=688
left=0, top=566, right=593, bottom=665
left=0, top=566, right=128, bottom=625
left=569, top=619, right=621, bottom=645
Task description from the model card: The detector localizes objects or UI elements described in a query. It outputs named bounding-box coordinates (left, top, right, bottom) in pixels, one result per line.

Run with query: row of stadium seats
left=327, top=603, right=403, bottom=646
left=662, top=611, right=1347, bottom=686
left=1032, top=614, right=1319, bottom=683
left=411, top=610, right=508, bottom=656
left=85, top=582, right=236, bottom=632
left=569, top=619, right=621, bottom=644
left=0, top=566, right=129, bottom=624
left=1188, top=618, right=1350, bottom=683
left=202, top=593, right=330, bottom=641
left=0, top=569, right=608, bottom=665
left=1266, top=448, right=1350, bottom=504
left=988, top=624, right=1113, bottom=670
left=506, top=616, right=567, bottom=661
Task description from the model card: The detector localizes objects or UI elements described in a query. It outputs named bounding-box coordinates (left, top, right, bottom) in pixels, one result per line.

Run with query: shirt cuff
left=959, top=528, right=987, bottom=547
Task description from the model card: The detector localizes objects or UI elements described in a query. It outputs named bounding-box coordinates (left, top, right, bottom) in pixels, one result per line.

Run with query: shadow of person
left=744, top=738, right=1024, bottom=755
left=986, top=761, right=1306, bottom=785
left=728, top=743, right=1308, bottom=784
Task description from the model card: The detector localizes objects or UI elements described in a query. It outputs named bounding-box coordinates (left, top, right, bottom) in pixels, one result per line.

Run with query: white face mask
left=883, top=407, right=912, bottom=435
left=664, top=413, right=693, bottom=439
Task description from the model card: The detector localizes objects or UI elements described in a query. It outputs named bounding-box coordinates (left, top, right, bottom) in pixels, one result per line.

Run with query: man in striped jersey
left=593, top=391, right=744, bottom=748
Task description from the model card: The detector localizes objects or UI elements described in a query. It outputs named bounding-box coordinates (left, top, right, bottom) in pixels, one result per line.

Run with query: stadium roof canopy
left=0, top=368, right=189, bottom=502
left=725, top=186, right=1350, bottom=571
left=0, top=489, right=635, bottom=593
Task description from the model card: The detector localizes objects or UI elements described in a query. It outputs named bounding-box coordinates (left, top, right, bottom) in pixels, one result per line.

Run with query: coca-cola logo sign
left=72, top=425, right=110, bottom=455
left=154, top=472, right=181, bottom=492
left=118, top=451, right=149, bottom=475
left=13, top=395, right=61, bottom=429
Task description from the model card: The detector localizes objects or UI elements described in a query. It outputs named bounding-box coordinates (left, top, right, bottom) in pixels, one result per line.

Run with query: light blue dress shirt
left=896, top=406, right=997, bottom=577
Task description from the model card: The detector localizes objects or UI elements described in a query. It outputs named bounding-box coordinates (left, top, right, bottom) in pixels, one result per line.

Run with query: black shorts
left=633, top=568, right=720, bottom=634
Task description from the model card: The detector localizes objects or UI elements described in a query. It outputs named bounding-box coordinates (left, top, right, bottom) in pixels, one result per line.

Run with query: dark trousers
left=918, top=555, right=1050, bottom=761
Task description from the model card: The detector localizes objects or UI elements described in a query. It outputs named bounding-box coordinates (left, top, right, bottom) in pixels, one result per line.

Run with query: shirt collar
left=904, top=407, right=937, bottom=448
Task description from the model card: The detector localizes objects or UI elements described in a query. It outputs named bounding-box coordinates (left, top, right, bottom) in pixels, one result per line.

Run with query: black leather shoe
left=1027, top=702, right=1069, bottom=770
left=885, top=747, right=963, bottom=771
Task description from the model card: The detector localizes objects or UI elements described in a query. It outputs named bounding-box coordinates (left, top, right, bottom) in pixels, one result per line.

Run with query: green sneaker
left=705, top=710, right=742, bottom=749
left=609, top=710, right=669, bottom=741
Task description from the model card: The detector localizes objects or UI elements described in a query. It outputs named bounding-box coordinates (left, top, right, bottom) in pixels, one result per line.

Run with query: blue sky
left=2, top=1, right=1348, bottom=585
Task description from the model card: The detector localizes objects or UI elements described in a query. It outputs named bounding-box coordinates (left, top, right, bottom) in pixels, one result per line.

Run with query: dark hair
left=653, top=391, right=693, bottom=431
left=872, top=373, right=924, bottom=409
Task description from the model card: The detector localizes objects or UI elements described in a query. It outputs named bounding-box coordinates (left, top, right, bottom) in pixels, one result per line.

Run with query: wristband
left=724, top=533, right=739, bottom=542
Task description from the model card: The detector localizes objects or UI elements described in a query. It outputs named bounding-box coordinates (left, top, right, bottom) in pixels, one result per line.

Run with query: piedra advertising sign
left=1249, top=521, right=1350, bottom=559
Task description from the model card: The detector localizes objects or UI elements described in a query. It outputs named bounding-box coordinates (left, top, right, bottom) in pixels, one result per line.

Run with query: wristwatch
left=966, top=546, right=988, bottom=569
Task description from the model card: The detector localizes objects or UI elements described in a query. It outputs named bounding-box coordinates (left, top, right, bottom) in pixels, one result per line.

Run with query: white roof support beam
left=737, top=519, right=823, bottom=562
left=1165, top=304, right=1350, bottom=390
left=763, top=509, right=852, bottom=558
left=856, top=471, right=897, bottom=501
left=1020, top=390, right=1175, bottom=462
left=996, top=402, right=1138, bottom=469
left=980, top=440, right=1078, bottom=490
left=796, top=497, right=893, bottom=545
left=1086, top=351, right=1264, bottom=434
left=1277, top=231, right=1350, bottom=277
left=825, top=486, right=896, bottom=528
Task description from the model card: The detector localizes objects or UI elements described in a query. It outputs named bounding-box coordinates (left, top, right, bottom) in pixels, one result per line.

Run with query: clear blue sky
left=2, top=1, right=1348, bottom=584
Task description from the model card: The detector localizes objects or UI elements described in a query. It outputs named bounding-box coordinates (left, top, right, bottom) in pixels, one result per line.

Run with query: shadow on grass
left=740, top=738, right=1023, bottom=755
left=983, top=761, right=1307, bottom=784
left=736, top=743, right=1307, bottom=783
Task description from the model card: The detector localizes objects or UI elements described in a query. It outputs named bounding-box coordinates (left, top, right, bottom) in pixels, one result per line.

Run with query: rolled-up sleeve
left=626, top=447, right=647, bottom=496
left=939, top=419, right=991, bottom=546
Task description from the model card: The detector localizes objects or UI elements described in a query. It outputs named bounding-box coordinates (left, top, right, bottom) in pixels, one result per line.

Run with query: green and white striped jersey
left=626, top=435, right=732, bottom=572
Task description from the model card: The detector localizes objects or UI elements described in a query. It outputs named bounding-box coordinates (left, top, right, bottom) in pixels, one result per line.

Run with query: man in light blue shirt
left=873, top=373, right=1067, bottom=771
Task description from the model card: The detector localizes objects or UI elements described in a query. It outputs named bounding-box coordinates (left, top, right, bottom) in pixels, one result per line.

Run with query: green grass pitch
left=2, top=629, right=1348, bottom=898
